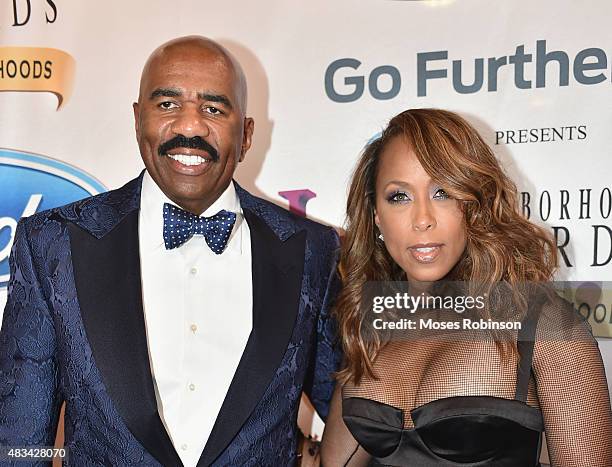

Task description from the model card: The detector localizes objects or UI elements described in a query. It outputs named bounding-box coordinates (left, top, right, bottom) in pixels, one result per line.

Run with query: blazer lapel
left=67, top=175, right=182, bottom=467
left=197, top=207, right=306, bottom=466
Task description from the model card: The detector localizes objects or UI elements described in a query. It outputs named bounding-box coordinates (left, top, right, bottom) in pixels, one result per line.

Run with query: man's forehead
left=138, top=37, right=247, bottom=110
left=146, top=47, right=233, bottom=78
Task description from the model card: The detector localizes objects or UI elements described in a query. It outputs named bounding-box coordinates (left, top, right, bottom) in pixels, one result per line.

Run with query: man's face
left=134, top=44, right=253, bottom=214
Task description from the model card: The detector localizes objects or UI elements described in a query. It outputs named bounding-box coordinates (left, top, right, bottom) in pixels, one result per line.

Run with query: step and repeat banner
left=1, top=0, right=611, bottom=434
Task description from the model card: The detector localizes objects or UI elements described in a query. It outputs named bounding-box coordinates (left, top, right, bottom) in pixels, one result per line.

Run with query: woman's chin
left=402, top=267, right=451, bottom=284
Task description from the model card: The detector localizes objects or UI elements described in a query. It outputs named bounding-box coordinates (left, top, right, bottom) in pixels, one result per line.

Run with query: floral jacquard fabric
left=0, top=173, right=342, bottom=466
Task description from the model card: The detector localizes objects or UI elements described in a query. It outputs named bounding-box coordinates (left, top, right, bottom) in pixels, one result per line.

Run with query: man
left=0, top=36, right=341, bottom=466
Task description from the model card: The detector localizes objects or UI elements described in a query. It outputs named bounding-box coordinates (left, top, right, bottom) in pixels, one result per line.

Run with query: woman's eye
left=387, top=191, right=411, bottom=203
left=159, top=101, right=178, bottom=110
left=433, top=188, right=450, bottom=199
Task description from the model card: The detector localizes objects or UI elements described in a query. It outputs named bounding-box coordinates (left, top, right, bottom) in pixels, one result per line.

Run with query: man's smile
left=166, top=153, right=211, bottom=166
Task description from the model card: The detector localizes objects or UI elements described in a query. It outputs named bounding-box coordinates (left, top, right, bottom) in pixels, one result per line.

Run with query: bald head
left=138, top=35, right=248, bottom=114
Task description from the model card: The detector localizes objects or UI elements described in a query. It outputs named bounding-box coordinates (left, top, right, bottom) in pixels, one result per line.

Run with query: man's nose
left=171, top=105, right=210, bottom=137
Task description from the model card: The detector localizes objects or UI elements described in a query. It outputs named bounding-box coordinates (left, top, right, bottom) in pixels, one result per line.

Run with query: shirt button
left=181, top=444, right=188, bottom=451
left=189, top=383, right=196, bottom=391
left=190, top=267, right=198, bottom=275
left=190, top=324, right=198, bottom=333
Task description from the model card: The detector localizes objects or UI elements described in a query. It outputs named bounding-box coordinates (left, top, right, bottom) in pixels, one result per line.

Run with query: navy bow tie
left=162, top=203, right=237, bottom=253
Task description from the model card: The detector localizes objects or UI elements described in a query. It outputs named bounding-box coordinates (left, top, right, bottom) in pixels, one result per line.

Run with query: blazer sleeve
left=303, top=227, right=343, bottom=421
left=0, top=219, right=62, bottom=454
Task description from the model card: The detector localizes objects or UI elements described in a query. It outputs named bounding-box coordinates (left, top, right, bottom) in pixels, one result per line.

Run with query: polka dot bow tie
left=162, top=203, right=237, bottom=254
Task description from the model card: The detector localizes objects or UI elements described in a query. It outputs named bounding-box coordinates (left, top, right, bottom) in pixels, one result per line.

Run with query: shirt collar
left=139, top=170, right=244, bottom=253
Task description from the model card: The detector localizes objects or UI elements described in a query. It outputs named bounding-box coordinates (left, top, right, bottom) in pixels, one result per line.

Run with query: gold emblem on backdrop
left=0, top=47, right=75, bottom=109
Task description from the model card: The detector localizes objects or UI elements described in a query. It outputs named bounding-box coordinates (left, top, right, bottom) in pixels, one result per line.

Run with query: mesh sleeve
left=533, top=298, right=612, bottom=467
left=320, top=385, right=372, bottom=467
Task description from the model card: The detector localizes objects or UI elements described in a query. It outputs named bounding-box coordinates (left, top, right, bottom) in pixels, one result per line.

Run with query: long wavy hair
left=335, top=108, right=558, bottom=385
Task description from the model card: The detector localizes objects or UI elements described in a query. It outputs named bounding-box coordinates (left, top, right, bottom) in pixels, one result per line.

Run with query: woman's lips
left=408, top=244, right=442, bottom=263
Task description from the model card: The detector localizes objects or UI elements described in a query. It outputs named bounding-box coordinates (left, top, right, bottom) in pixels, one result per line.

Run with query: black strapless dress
left=342, top=308, right=544, bottom=466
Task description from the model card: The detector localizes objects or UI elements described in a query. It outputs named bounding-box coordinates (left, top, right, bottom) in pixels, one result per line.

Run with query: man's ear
left=133, top=102, right=140, bottom=139
left=239, top=117, right=254, bottom=162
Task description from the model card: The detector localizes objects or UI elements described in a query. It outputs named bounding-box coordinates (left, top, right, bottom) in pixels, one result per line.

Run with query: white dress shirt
left=138, top=171, right=252, bottom=467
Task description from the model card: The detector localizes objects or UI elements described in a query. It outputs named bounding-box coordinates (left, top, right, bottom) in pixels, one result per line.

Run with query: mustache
left=157, top=135, right=219, bottom=162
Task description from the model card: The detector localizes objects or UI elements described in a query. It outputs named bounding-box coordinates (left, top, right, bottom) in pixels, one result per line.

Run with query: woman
left=320, top=109, right=612, bottom=466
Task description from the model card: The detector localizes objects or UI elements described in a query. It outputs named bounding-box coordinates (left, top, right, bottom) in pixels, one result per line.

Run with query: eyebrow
left=149, top=88, right=233, bottom=110
left=383, top=180, right=441, bottom=191
left=198, top=92, right=233, bottom=110
left=150, top=87, right=182, bottom=99
left=384, top=180, right=414, bottom=189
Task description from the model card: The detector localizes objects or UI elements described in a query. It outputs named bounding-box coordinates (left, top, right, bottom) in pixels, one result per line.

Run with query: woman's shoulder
left=532, top=286, right=593, bottom=342
left=531, top=285, right=603, bottom=381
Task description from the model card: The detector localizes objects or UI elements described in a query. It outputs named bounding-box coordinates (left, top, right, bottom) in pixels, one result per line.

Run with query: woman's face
left=374, top=136, right=467, bottom=283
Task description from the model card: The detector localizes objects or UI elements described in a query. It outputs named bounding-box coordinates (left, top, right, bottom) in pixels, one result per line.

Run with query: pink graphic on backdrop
left=278, top=189, right=316, bottom=217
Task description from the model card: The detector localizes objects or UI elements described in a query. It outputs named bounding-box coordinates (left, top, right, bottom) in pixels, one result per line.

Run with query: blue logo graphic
left=0, top=148, right=107, bottom=288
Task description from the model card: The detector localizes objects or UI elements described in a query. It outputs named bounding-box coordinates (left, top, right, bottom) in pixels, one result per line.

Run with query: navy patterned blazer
left=0, top=173, right=342, bottom=466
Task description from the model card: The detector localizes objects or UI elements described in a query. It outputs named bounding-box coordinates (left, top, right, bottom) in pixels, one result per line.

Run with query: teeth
left=415, top=247, right=436, bottom=253
left=167, top=154, right=208, bottom=166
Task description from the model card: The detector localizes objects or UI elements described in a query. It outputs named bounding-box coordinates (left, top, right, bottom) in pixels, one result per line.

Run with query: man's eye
left=204, top=106, right=222, bottom=115
left=159, top=101, right=178, bottom=110
left=433, top=188, right=450, bottom=200
left=387, top=191, right=410, bottom=203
